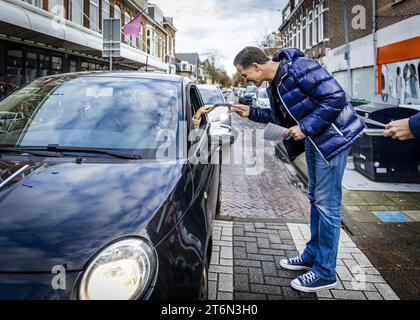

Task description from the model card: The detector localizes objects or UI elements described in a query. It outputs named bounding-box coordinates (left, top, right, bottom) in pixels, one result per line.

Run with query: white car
left=253, top=88, right=270, bottom=108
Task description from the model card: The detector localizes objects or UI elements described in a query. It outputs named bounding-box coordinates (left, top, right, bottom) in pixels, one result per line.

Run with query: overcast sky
left=151, top=0, right=288, bottom=76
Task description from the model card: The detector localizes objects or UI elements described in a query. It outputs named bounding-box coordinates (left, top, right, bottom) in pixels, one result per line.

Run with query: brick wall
left=376, top=0, right=420, bottom=29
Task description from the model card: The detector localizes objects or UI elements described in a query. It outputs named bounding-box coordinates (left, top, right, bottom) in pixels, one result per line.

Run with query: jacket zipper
left=276, top=63, right=330, bottom=165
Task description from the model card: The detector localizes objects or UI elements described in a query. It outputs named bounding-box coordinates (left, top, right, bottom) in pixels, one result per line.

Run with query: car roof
left=37, top=71, right=186, bottom=83
left=196, top=84, right=220, bottom=89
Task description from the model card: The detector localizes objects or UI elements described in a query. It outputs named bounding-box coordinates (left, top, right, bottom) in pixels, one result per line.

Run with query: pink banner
left=122, top=14, right=142, bottom=36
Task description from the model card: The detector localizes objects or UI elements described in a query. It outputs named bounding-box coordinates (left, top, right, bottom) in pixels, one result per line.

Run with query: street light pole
left=342, top=0, right=353, bottom=98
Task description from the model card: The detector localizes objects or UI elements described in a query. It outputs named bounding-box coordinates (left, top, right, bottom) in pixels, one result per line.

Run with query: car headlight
left=79, top=238, right=157, bottom=300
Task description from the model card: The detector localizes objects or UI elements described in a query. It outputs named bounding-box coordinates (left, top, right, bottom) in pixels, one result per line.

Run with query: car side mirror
left=209, top=123, right=238, bottom=145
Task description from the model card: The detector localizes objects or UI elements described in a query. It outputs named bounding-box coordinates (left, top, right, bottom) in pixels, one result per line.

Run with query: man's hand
left=230, top=104, right=250, bottom=117
left=383, top=118, right=415, bottom=140
left=283, top=125, right=306, bottom=141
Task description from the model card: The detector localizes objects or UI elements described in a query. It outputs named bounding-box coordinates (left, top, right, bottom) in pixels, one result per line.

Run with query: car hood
left=0, top=159, right=187, bottom=272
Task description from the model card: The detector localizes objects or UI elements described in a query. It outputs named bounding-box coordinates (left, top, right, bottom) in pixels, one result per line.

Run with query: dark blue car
left=0, top=72, right=237, bottom=300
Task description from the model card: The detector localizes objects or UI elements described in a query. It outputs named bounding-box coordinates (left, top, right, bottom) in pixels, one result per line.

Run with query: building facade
left=0, top=0, right=177, bottom=92
left=278, top=0, right=420, bottom=104
left=175, top=52, right=201, bottom=83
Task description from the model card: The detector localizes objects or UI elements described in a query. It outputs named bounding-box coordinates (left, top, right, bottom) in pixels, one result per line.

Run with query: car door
left=186, top=84, right=219, bottom=233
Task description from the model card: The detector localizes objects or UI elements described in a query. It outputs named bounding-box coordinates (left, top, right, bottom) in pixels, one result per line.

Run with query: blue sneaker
left=291, top=271, right=337, bottom=292
left=279, top=255, right=312, bottom=271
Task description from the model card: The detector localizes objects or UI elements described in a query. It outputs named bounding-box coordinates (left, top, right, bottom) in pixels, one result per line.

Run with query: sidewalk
left=275, top=141, right=420, bottom=300
left=210, top=114, right=403, bottom=300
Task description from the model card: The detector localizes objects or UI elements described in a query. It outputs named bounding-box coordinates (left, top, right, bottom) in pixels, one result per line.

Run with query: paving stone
left=234, top=259, right=261, bottom=268
left=209, top=265, right=233, bottom=274
left=375, top=283, right=400, bottom=300
left=217, top=292, right=233, bottom=300
left=220, top=246, right=233, bottom=259
left=271, top=244, right=296, bottom=250
left=248, top=267, right=264, bottom=284
left=234, top=292, right=266, bottom=300
left=316, top=290, right=333, bottom=299
left=218, top=274, right=233, bottom=292
left=278, top=231, right=293, bottom=240
left=250, top=284, right=282, bottom=295
left=264, top=276, right=291, bottom=287
left=259, top=248, right=286, bottom=256
left=246, top=242, right=259, bottom=254
left=267, top=295, right=285, bottom=300
left=208, top=272, right=217, bottom=281
left=234, top=274, right=249, bottom=292
left=211, top=251, right=220, bottom=266
left=352, top=253, right=374, bottom=267
left=219, top=259, right=233, bottom=266
left=365, top=275, right=387, bottom=284
left=364, top=291, right=384, bottom=300
left=234, top=266, right=248, bottom=274
left=342, top=281, right=378, bottom=292
left=233, top=228, right=245, bottom=237
left=233, top=240, right=246, bottom=247
left=209, top=281, right=217, bottom=300
left=261, top=261, right=278, bottom=277
left=331, top=290, right=367, bottom=300
left=221, top=236, right=233, bottom=242
left=235, top=236, right=258, bottom=243
left=268, top=234, right=282, bottom=244
left=247, top=253, right=274, bottom=262
left=257, top=238, right=271, bottom=248
left=233, top=247, right=246, bottom=259
left=282, top=286, right=302, bottom=300
left=255, top=228, right=280, bottom=234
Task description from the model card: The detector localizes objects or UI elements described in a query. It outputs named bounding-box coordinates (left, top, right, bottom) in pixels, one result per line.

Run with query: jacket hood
left=272, top=47, right=305, bottom=62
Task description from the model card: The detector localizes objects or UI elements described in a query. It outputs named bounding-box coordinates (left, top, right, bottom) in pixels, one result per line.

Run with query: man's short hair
left=233, top=47, right=269, bottom=69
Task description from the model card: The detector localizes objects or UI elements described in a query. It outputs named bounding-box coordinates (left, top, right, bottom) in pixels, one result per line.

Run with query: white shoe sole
left=279, top=260, right=311, bottom=271
left=291, top=280, right=337, bottom=293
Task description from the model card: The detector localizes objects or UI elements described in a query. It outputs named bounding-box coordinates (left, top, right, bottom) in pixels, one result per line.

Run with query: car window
left=0, top=76, right=181, bottom=157
left=197, top=87, right=225, bottom=104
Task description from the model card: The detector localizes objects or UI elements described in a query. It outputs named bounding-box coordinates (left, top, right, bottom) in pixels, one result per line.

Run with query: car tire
left=199, top=259, right=209, bottom=300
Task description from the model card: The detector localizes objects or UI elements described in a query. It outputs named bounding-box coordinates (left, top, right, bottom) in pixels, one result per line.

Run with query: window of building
left=312, top=9, right=317, bottom=45
left=25, top=0, right=42, bottom=8
left=70, top=60, right=77, bottom=73
left=70, top=0, right=83, bottom=26
left=318, top=3, right=324, bottom=43
left=102, top=0, right=110, bottom=20
left=6, top=50, right=23, bottom=86
left=51, top=56, right=63, bottom=75
left=146, top=28, right=154, bottom=54
left=25, top=52, right=37, bottom=83
left=49, top=0, right=64, bottom=17
left=39, top=54, right=50, bottom=77
left=90, top=0, right=99, bottom=32
left=124, top=12, right=130, bottom=45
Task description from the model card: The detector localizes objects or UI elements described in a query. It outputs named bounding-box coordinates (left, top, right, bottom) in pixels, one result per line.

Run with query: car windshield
left=0, top=76, right=181, bottom=158
left=246, top=86, right=258, bottom=93
left=197, top=87, right=225, bottom=104
left=258, top=90, right=268, bottom=98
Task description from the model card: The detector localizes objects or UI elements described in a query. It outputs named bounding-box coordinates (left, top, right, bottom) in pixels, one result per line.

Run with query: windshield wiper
left=0, top=147, right=63, bottom=158
left=0, top=145, right=142, bottom=160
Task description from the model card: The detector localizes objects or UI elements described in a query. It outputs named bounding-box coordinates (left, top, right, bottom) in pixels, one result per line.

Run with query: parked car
left=0, top=72, right=237, bottom=300
left=243, top=85, right=258, bottom=106
left=197, top=84, right=231, bottom=126
left=253, top=88, right=270, bottom=108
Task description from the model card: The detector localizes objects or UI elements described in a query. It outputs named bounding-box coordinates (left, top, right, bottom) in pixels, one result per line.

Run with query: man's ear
left=252, top=63, right=263, bottom=72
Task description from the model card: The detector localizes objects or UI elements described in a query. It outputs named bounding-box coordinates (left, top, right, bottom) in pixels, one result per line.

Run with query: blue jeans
left=301, top=138, right=350, bottom=281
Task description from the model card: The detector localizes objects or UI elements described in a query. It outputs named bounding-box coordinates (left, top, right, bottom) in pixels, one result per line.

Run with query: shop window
left=70, top=60, right=77, bottom=73
left=25, top=52, right=37, bottom=83
left=90, top=0, right=99, bottom=32
left=52, top=56, right=63, bottom=75
left=6, top=50, right=23, bottom=86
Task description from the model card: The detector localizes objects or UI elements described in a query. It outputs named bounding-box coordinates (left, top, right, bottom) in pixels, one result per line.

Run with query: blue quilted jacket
left=248, top=48, right=365, bottom=163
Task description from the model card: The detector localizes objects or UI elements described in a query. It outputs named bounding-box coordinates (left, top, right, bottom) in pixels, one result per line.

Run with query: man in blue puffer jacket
left=231, top=47, right=365, bottom=293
